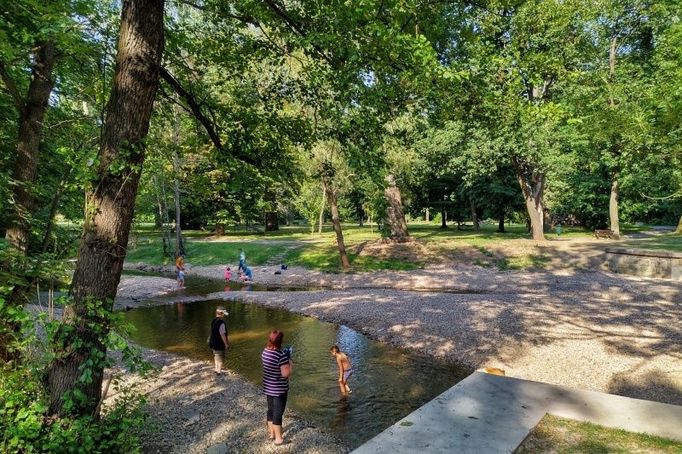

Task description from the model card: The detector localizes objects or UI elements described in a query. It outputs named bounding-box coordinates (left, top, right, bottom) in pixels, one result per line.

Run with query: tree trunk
left=41, top=166, right=73, bottom=253
left=383, top=175, right=410, bottom=242
left=4, top=41, right=57, bottom=253
left=609, top=173, right=620, bottom=238
left=172, top=110, right=185, bottom=257
left=318, top=183, right=325, bottom=234
left=498, top=214, right=505, bottom=233
left=514, top=162, right=545, bottom=241
left=323, top=180, right=350, bottom=269
left=265, top=212, right=279, bottom=231
left=47, top=0, right=165, bottom=417
left=470, top=198, right=480, bottom=232
left=425, top=208, right=430, bottom=222
left=677, top=215, right=682, bottom=234
left=440, top=206, right=447, bottom=229
left=607, top=38, right=621, bottom=240
left=154, top=174, right=173, bottom=260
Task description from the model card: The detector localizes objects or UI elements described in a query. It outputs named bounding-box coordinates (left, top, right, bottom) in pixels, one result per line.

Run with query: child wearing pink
left=224, top=267, right=232, bottom=282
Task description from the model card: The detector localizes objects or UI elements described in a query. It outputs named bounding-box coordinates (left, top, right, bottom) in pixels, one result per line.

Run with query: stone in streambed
left=206, top=443, right=228, bottom=454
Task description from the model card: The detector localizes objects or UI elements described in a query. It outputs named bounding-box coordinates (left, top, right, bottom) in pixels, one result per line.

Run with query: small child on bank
left=224, top=266, right=232, bottom=282
left=177, top=269, right=185, bottom=288
left=241, top=266, right=253, bottom=281
left=330, top=345, right=352, bottom=394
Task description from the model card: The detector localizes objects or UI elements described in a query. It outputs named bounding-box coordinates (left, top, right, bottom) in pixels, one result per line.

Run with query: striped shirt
left=262, top=348, right=289, bottom=396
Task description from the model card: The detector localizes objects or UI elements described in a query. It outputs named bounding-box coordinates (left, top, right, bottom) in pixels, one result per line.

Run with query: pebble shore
left=110, top=349, right=347, bottom=454
left=116, top=259, right=682, bottom=452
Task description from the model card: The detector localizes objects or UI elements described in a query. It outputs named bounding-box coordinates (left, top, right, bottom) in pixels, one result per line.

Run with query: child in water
left=330, top=345, right=352, bottom=394
left=177, top=269, right=185, bottom=288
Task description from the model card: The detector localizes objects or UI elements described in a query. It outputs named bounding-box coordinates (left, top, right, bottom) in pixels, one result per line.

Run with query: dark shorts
left=266, top=393, right=288, bottom=426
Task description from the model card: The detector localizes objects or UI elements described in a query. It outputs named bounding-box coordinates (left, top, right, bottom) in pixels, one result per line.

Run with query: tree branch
left=0, top=58, right=25, bottom=112
left=261, top=0, right=336, bottom=67
left=159, top=67, right=258, bottom=167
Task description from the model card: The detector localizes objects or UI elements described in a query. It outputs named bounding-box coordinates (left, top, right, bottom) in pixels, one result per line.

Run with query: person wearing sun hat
left=209, top=307, right=230, bottom=375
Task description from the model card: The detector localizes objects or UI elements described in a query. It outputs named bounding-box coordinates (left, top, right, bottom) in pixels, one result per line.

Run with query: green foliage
left=0, top=275, right=149, bottom=453
left=0, top=365, right=147, bottom=453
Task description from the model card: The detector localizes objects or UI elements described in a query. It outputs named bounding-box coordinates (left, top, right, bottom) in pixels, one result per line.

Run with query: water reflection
left=125, top=299, right=469, bottom=448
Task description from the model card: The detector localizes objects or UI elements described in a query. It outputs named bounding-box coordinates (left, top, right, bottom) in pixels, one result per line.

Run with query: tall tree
left=47, top=0, right=165, bottom=417
left=0, top=0, right=61, bottom=253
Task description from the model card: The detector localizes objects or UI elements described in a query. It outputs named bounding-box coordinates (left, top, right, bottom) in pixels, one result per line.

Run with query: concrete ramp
left=353, top=372, right=682, bottom=453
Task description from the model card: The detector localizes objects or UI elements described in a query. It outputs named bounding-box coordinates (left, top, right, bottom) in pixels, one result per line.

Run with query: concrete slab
left=353, top=372, right=682, bottom=454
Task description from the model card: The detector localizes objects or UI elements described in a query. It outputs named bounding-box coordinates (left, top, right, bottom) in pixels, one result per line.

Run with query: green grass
left=124, top=222, right=681, bottom=272
left=515, top=414, right=682, bottom=453
left=125, top=237, right=292, bottom=266
left=498, top=254, right=552, bottom=271
left=622, top=232, right=682, bottom=252
left=283, top=244, right=422, bottom=272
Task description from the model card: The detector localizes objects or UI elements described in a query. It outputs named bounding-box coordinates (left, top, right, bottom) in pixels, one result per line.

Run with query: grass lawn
left=621, top=232, right=682, bottom=253
left=515, top=414, right=682, bottom=454
left=124, top=222, right=680, bottom=272
left=125, top=237, right=293, bottom=266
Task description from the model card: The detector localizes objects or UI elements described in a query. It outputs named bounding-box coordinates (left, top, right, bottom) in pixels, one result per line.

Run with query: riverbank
left=120, top=262, right=682, bottom=407
left=107, top=348, right=347, bottom=454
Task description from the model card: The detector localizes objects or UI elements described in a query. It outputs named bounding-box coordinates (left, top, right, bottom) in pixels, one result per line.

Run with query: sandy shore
left=121, top=261, right=682, bottom=406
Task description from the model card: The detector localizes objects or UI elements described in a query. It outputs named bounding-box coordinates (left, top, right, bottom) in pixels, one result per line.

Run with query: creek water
left=124, top=296, right=470, bottom=448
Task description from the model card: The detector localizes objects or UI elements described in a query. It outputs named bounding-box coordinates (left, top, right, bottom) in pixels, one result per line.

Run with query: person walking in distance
left=262, top=330, right=293, bottom=445
left=209, top=307, right=229, bottom=375
left=238, top=248, right=246, bottom=272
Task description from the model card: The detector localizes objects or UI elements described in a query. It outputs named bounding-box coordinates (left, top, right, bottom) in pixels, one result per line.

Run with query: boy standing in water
left=330, top=346, right=352, bottom=394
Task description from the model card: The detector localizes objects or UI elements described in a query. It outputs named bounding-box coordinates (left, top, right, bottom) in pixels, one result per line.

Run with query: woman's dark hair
left=267, top=330, right=284, bottom=349
left=330, top=345, right=340, bottom=353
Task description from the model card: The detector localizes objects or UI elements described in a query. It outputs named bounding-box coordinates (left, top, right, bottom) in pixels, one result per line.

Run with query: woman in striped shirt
left=262, top=330, right=293, bottom=445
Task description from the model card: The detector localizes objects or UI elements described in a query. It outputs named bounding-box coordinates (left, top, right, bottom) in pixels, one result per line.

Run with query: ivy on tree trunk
left=47, top=0, right=165, bottom=417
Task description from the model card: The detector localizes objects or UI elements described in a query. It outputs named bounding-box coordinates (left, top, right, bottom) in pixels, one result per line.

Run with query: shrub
left=1, top=366, right=147, bottom=453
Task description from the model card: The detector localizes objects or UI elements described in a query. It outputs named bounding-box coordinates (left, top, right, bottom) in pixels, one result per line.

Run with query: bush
left=0, top=366, right=147, bottom=453
left=0, top=247, right=150, bottom=454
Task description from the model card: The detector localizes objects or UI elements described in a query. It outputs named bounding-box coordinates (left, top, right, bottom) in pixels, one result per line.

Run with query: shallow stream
left=124, top=287, right=469, bottom=448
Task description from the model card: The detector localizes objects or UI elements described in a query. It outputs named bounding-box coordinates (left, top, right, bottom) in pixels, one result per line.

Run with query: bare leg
left=267, top=421, right=274, bottom=440
left=214, top=352, right=223, bottom=374
left=273, top=424, right=284, bottom=444
left=338, top=381, right=347, bottom=394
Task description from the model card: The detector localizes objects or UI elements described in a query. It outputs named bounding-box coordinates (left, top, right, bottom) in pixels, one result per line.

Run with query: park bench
left=594, top=229, right=615, bottom=239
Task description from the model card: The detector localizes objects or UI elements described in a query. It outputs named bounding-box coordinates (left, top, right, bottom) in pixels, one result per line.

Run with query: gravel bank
left=115, top=260, right=681, bottom=452
left=108, top=349, right=347, bottom=454
left=121, top=261, right=682, bottom=406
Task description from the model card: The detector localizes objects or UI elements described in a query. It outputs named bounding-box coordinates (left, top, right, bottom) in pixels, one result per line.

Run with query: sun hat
left=216, top=307, right=228, bottom=316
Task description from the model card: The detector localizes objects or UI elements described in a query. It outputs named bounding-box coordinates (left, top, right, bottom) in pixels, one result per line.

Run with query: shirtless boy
left=330, top=345, right=352, bottom=394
